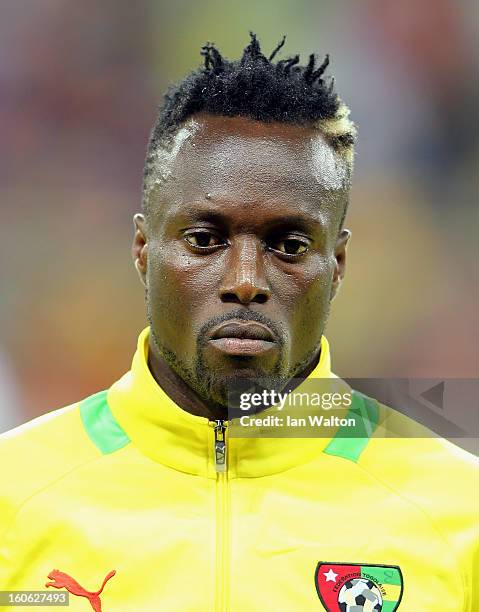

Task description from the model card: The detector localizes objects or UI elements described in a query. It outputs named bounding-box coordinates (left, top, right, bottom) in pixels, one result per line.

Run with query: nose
left=219, top=235, right=271, bottom=305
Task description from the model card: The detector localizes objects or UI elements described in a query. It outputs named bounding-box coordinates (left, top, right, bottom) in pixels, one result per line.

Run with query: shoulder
left=360, top=399, right=479, bottom=493
left=358, top=398, right=479, bottom=552
left=356, top=399, right=479, bottom=609
left=0, top=394, right=104, bottom=538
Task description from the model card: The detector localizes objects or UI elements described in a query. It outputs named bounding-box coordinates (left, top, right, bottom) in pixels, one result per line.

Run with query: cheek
left=270, top=253, right=333, bottom=313
left=146, top=242, right=218, bottom=345
left=269, top=254, right=334, bottom=345
left=147, top=244, right=190, bottom=341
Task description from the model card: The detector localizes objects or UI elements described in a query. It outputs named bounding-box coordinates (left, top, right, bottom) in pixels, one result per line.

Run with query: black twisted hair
left=143, top=33, right=356, bottom=206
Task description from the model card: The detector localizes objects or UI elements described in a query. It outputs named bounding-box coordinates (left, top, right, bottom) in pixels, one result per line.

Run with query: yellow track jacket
left=1, top=327, right=478, bottom=611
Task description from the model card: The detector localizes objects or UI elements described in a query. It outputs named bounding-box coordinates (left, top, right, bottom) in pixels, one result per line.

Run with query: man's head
left=132, top=34, right=356, bottom=408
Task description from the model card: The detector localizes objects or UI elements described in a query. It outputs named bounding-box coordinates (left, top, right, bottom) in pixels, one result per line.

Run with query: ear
left=132, top=213, right=148, bottom=287
left=330, top=229, right=350, bottom=301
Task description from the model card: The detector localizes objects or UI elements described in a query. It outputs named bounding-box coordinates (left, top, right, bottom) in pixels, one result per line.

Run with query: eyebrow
left=170, top=204, right=327, bottom=233
left=260, top=213, right=325, bottom=233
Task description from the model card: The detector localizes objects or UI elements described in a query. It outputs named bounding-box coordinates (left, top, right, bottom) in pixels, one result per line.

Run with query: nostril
left=221, top=292, right=240, bottom=304
left=219, top=290, right=270, bottom=304
left=254, top=294, right=268, bottom=304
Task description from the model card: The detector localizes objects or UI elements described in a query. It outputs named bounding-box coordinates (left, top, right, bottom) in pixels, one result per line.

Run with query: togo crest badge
left=315, top=562, right=403, bottom=611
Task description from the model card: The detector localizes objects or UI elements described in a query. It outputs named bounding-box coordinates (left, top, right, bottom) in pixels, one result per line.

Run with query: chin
left=194, top=364, right=288, bottom=409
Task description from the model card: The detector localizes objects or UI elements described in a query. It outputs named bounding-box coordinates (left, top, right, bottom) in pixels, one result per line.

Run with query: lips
left=207, top=321, right=278, bottom=357
left=210, top=322, right=276, bottom=342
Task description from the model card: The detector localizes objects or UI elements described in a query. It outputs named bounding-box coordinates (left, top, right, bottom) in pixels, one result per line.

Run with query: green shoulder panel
left=79, top=390, right=130, bottom=455
left=79, top=387, right=377, bottom=460
left=323, top=390, right=379, bottom=462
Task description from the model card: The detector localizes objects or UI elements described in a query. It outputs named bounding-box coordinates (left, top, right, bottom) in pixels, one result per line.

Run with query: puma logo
left=45, top=569, right=116, bottom=612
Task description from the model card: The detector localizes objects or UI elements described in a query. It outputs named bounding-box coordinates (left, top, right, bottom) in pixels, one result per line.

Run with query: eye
left=184, top=230, right=225, bottom=249
left=269, top=237, right=310, bottom=257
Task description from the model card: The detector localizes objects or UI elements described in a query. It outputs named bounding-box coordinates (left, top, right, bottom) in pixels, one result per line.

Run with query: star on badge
left=323, top=569, right=338, bottom=582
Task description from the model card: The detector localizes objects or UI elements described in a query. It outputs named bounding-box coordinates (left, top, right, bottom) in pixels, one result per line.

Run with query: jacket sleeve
left=453, top=497, right=479, bottom=611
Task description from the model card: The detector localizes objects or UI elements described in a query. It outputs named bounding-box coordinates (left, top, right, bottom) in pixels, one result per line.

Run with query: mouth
left=207, top=321, right=278, bottom=356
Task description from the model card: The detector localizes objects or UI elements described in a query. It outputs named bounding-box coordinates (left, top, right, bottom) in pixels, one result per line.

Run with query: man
left=1, top=34, right=478, bottom=611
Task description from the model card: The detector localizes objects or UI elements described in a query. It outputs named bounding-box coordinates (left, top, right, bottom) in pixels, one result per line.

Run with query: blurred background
left=1, top=0, right=478, bottom=432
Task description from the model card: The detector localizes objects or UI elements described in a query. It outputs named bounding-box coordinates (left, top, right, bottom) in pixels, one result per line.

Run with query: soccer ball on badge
left=338, top=578, right=383, bottom=611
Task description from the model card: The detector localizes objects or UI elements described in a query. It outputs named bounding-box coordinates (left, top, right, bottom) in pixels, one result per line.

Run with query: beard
left=147, top=306, right=323, bottom=411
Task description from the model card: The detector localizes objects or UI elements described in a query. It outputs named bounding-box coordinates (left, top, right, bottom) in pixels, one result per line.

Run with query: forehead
left=147, top=113, right=348, bottom=222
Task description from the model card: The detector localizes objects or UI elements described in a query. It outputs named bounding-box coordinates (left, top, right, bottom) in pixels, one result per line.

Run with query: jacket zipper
left=213, top=419, right=229, bottom=612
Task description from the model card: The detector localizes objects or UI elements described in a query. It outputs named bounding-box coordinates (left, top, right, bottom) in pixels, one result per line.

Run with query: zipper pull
left=213, top=419, right=227, bottom=473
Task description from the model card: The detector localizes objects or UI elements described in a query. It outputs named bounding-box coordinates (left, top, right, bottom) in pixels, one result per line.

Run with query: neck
left=147, top=340, right=321, bottom=421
